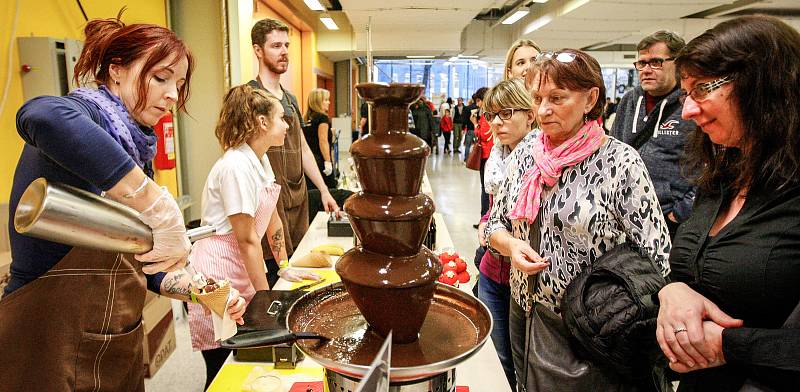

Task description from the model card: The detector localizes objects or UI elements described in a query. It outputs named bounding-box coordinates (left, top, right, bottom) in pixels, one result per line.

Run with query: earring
left=114, top=80, right=120, bottom=85
left=584, top=113, right=588, bottom=123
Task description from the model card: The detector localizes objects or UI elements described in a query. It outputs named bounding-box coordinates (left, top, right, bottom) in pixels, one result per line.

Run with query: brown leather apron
left=0, top=247, right=146, bottom=392
left=264, top=91, right=309, bottom=257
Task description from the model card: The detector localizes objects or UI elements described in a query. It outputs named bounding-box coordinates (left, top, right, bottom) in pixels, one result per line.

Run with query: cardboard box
left=142, top=296, right=176, bottom=378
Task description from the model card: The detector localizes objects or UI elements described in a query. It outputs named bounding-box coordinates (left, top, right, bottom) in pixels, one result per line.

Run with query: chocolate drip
left=336, top=83, right=442, bottom=344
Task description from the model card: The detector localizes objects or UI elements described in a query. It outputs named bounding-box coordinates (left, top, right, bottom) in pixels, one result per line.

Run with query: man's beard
left=265, top=58, right=288, bottom=74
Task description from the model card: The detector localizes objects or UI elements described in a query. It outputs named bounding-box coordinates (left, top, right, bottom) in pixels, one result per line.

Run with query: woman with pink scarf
left=485, top=49, right=671, bottom=391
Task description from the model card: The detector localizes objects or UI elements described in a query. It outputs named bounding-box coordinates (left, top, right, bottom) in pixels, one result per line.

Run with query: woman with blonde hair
left=188, top=84, right=318, bottom=387
left=476, top=77, right=537, bottom=389
left=473, top=38, right=541, bottom=389
left=304, top=88, right=336, bottom=189
left=504, top=39, right=542, bottom=80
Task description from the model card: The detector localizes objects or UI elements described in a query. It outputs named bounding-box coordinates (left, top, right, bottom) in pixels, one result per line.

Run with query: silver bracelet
left=122, top=177, right=150, bottom=199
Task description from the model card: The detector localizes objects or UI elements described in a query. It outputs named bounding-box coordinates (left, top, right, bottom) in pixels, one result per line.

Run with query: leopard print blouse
left=485, top=136, right=671, bottom=313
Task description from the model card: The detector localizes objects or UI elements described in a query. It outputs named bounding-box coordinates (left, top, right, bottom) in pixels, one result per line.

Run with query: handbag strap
left=521, top=215, right=542, bottom=391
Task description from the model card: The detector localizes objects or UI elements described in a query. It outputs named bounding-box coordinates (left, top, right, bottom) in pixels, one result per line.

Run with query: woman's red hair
left=73, top=12, right=194, bottom=114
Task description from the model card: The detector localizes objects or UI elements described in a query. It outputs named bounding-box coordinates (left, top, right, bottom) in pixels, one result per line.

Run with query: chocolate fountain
left=222, top=83, right=492, bottom=392
left=336, top=82, right=441, bottom=344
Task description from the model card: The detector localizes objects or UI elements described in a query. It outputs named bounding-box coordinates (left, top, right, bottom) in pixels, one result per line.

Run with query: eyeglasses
left=633, top=57, right=675, bottom=70
left=483, top=108, right=529, bottom=123
left=535, top=51, right=577, bottom=64
left=678, top=76, right=732, bottom=104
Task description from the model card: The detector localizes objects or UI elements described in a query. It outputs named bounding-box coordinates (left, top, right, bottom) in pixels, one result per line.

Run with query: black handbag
left=519, top=220, right=629, bottom=392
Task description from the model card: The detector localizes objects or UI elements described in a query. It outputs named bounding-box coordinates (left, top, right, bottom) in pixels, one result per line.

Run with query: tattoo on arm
left=270, top=228, right=284, bottom=260
left=163, top=271, right=191, bottom=297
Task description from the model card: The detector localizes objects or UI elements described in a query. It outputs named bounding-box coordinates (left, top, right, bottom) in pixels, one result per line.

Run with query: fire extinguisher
left=154, top=111, right=176, bottom=170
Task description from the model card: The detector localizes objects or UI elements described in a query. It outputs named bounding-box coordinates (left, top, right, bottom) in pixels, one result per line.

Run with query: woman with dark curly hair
left=655, top=15, right=800, bottom=392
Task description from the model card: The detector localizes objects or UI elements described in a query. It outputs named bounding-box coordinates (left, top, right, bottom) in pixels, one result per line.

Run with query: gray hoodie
left=611, top=86, right=696, bottom=221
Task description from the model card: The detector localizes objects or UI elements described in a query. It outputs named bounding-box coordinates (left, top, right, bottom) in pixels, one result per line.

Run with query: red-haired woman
left=0, top=15, right=245, bottom=391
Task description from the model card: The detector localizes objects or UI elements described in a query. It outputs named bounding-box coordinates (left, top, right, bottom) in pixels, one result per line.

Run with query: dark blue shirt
left=5, top=94, right=165, bottom=297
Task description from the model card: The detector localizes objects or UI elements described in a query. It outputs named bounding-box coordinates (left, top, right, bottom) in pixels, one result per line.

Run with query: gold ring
left=674, top=327, right=688, bottom=333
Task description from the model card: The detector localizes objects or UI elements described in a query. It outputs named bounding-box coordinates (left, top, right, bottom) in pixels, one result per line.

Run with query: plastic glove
left=135, top=187, right=190, bottom=274
left=277, top=267, right=321, bottom=282
left=323, top=161, right=333, bottom=176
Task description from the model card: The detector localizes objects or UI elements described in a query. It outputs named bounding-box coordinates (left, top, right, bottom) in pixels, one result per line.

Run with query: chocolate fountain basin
left=285, top=282, right=492, bottom=382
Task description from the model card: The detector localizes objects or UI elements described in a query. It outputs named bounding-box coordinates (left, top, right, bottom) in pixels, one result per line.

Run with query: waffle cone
left=196, top=280, right=231, bottom=317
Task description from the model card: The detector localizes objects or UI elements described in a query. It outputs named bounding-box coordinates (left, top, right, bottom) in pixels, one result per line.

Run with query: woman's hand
left=508, top=238, right=549, bottom=275
left=656, top=282, right=743, bottom=368
left=135, top=187, right=191, bottom=274
left=669, top=321, right=727, bottom=373
left=477, top=222, right=487, bottom=246
left=226, top=287, right=247, bottom=325
left=320, top=190, right=341, bottom=219
left=278, top=268, right=321, bottom=282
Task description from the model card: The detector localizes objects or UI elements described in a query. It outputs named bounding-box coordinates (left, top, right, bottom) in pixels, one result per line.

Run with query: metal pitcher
left=14, top=177, right=213, bottom=253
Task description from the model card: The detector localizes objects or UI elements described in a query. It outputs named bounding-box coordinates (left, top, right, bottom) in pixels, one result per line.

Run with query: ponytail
left=215, top=85, right=280, bottom=150
left=73, top=10, right=126, bottom=87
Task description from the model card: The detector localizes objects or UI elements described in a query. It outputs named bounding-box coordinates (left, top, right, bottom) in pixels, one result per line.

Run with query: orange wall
left=0, top=0, right=179, bottom=202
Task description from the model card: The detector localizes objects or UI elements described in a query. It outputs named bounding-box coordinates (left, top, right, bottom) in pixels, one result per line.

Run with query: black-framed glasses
left=633, top=57, right=675, bottom=70
left=483, top=108, right=529, bottom=123
left=535, top=51, right=577, bottom=64
left=679, top=76, right=732, bottom=104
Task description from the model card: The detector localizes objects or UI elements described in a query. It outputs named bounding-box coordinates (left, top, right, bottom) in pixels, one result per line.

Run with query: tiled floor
left=145, top=140, right=483, bottom=391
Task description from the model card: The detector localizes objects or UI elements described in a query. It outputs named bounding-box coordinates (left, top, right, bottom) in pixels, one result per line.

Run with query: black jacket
left=562, top=243, right=668, bottom=384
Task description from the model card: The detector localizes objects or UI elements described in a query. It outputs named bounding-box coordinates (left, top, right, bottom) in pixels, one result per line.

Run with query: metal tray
left=285, top=282, right=492, bottom=382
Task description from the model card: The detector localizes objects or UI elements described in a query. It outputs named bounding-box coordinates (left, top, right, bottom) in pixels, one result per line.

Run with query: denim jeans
left=479, top=272, right=516, bottom=390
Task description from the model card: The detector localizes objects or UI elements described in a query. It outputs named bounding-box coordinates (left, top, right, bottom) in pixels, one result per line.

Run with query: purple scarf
left=70, top=85, right=157, bottom=168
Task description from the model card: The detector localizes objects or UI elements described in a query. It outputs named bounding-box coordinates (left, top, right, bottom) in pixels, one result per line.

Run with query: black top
left=463, top=104, right=477, bottom=131
left=359, top=102, right=369, bottom=132
left=669, top=183, right=800, bottom=391
left=6, top=95, right=163, bottom=297
left=303, top=111, right=335, bottom=190
left=304, top=111, right=331, bottom=167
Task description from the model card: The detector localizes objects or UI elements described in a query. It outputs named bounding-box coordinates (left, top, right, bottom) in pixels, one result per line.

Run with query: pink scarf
left=508, top=121, right=606, bottom=223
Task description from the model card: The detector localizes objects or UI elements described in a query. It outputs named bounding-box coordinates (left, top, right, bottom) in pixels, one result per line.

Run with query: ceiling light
left=320, top=15, right=339, bottom=30
left=501, top=8, right=530, bottom=24
left=530, top=0, right=549, bottom=3
left=304, top=0, right=325, bottom=11
left=457, top=54, right=479, bottom=59
left=502, top=9, right=529, bottom=25
left=407, top=55, right=435, bottom=59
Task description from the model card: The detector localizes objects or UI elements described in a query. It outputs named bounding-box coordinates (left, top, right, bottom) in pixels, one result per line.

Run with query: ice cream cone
left=196, top=280, right=231, bottom=317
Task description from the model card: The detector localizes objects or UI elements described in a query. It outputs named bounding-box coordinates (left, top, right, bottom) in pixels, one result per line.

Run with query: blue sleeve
left=146, top=272, right=166, bottom=294
left=16, top=96, right=136, bottom=191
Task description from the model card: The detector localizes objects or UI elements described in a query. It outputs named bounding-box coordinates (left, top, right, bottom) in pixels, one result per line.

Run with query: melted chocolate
left=291, top=285, right=489, bottom=367
left=338, top=83, right=439, bottom=344
left=344, top=193, right=434, bottom=256
left=350, top=133, right=429, bottom=196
